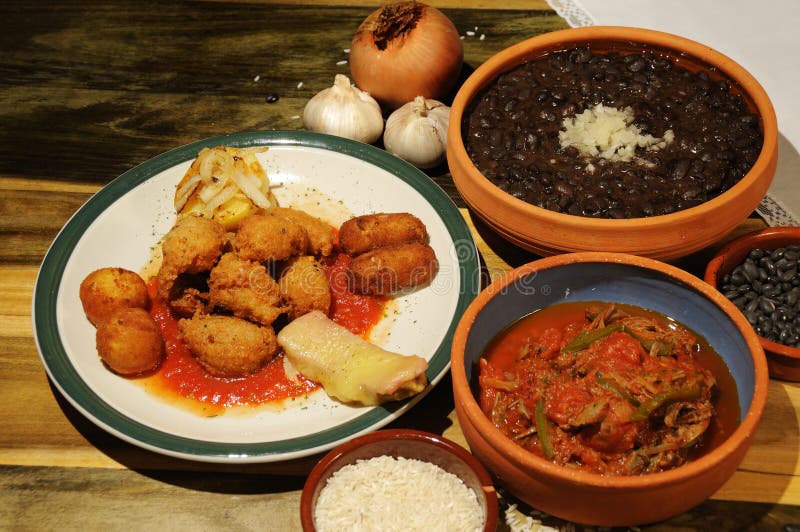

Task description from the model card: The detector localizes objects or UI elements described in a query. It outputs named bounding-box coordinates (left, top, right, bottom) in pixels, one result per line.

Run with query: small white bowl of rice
left=300, top=429, right=498, bottom=532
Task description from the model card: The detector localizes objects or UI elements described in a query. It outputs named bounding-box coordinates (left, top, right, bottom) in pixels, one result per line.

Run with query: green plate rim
left=32, top=130, right=480, bottom=462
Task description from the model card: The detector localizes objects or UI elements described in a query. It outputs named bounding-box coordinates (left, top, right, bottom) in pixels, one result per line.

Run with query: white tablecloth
left=547, top=0, right=800, bottom=226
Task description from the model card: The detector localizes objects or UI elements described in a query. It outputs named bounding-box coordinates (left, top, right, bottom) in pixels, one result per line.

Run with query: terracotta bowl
left=705, top=227, right=800, bottom=381
left=451, top=252, right=768, bottom=526
left=299, top=429, right=498, bottom=531
left=447, top=26, right=778, bottom=260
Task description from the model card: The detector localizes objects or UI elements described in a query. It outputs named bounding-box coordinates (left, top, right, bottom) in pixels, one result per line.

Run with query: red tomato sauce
left=142, top=252, right=385, bottom=413
left=323, top=252, right=386, bottom=335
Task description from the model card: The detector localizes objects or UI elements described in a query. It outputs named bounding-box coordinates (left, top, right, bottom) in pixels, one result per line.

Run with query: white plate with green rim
left=33, top=130, right=480, bottom=463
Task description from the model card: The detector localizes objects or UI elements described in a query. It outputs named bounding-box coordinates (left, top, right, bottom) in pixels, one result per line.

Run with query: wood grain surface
left=1, top=1, right=798, bottom=530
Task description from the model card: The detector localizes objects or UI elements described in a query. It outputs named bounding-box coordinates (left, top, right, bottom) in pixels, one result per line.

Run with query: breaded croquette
left=177, top=314, right=279, bottom=377
left=96, top=307, right=164, bottom=375
left=157, top=214, right=226, bottom=301
left=168, top=286, right=210, bottom=319
left=279, top=256, right=331, bottom=320
left=338, top=213, right=428, bottom=256
left=272, top=207, right=335, bottom=257
left=234, top=213, right=308, bottom=263
left=79, top=267, right=149, bottom=326
left=208, top=252, right=287, bottom=325
left=348, top=241, right=438, bottom=296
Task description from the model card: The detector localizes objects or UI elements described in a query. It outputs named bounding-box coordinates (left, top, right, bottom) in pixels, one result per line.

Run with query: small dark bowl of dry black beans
left=706, top=227, right=800, bottom=381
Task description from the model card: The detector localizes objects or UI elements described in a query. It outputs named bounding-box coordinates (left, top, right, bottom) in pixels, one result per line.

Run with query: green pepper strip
left=535, top=397, right=554, bottom=460
left=629, top=383, right=702, bottom=422
left=596, top=372, right=640, bottom=406
left=562, top=324, right=624, bottom=353
left=624, top=330, right=674, bottom=357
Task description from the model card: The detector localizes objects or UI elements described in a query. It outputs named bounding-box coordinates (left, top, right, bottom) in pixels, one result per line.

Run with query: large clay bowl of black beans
left=447, top=26, right=778, bottom=260
left=706, top=227, right=800, bottom=381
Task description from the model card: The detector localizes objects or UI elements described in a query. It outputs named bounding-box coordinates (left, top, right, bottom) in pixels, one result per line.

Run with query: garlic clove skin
left=383, top=96, right=450, bottom=169
left=303, top=74, right=384, bottom=144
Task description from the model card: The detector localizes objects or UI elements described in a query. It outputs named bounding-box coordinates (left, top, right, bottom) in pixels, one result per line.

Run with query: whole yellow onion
left=349, top=1, right=464, bottom=112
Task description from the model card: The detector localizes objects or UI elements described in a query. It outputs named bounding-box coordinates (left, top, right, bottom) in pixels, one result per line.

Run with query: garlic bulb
left=303, top=74, right=384, bottom=144
left=383, top=96, right=450, bottom=169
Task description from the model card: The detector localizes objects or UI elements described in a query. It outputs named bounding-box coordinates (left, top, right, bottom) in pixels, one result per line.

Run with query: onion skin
left=349, top=1, right=463, bottom=111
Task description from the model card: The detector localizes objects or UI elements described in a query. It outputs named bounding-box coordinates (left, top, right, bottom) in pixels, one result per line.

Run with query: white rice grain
left=504, top=503, right=558, bottom=532
left=314, top=455, right=484, bottom=532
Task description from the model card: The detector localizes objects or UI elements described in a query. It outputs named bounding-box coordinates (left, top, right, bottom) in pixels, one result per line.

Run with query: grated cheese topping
left=559, top=103, right=674, bottom=164
left=314, top=455, right=485, bottom=532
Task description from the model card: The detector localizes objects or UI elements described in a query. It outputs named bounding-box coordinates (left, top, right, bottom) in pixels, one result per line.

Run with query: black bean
left=730, top=270, right=746, bottom=285
left=265, top=93, right=280, bottom=103
left=743, top=260, right=759, bottom=282
left=787, top=289, right=799, bottom=306
left=775, top=257, right=792, bottom=271
left=627, top=57, right=647, bottom=73
left=764, top=284, right=782, bottom=298
left=723, top=289, right=740, bottom=300
left=759, top=298, right=777, bottom=314
left=672, top=159, right=689, bottom=179
left=569, top=47, right=592, bottom=63
left=490, top=148, right=508, bottom=160
left=560, top=102, right=578, bottom=117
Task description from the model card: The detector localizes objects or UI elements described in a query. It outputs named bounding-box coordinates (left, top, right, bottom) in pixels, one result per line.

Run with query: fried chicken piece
left=207, top=252, right=287, bottom=325
left=156, top=215, right=226, bottom=301
left=177, top=314, right=279, bottom=377
left=348, top=241, right=438, bottom=296
left=272, top=207, right=335, bottom=257
left=338, top=213, right=428, bottom=256
left=79, top=267, right=149, bottom=326
left=96, top=307, right=164, bottom=375
left=234, top=213, right=309, bottom=263
left=279, top=255, right=331, bottom=320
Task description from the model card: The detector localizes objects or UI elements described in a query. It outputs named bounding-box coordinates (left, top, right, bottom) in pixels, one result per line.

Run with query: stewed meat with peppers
left=479, top=303, right=730, bottom=476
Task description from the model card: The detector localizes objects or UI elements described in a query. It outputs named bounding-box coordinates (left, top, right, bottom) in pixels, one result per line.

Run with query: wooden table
left=1, top=1, right=798, bottom=529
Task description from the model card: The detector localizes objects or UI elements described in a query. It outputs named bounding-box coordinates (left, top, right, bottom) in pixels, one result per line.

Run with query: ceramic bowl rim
left=447, top=25, right=778, bottom=231
left=299, top=428, right=499, bottom=531
left=451, top=251, right=769, bottom=489
left=705, top=226, right=800, bottom=361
